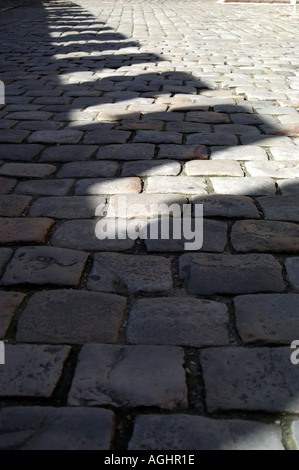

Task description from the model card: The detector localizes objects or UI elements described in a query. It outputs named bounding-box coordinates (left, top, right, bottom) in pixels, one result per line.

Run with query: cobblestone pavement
left=0, top=0, right=298, bottom=451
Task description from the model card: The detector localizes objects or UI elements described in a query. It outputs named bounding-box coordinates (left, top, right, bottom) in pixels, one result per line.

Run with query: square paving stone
left=51, top=220, right=134, bottom=251
left=126, top=298, right=229, bottom=347
left=68, top=344, right=187, bottom=409
left=16, top=290, right=126, bottom=345
left=15, top=179, right=74, bottom=196
left=257, top=196, right=299, bottom=223
left=201, top=347, right=299, bottom=413
left=57, top=161, right=119, bottom=178
left=234, top=294, right=299, bottom=345
left=0, top=291, right=26, bottom=338
left=0, top=407, right=115, bottom=450
left=0, top=196, right=32, bottom=216
left=231, top=220, right=299, bottom=253
left=179, top=253, right=285, bottom=295
left=29, top=196, right=106, bottom=219
left=0, top=344, right=70, bottom=398
left=285, top=258, right=299, bottom=291
left=40, top=145, right=98, bottom=162
left=0, top=218, right=54, bottom=244
left=1, top=246, right=89, bottom=287
left=87, top=252, right=173, bottom=294
left=0, top=145, right=44, bottom=161
left=192, top=195, right=260, bottom=219
left=128, top=415, right=283, bottom=450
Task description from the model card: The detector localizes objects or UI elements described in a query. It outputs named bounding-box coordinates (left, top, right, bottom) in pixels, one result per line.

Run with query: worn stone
left=51, top=220, right=134, bottom=251
left=97, top=144, right=155, bottom=160
left=0, top=163, right=56, bottom=178
left=186, top=111, right=230, bottom=123
left=179, top=253, right=285, bottom=295
left=28, top=130, right=83, bottom=144
left=0, top=407, right=115, bottom=450
left=0, top=218, right=54, bottom=244
left=291, top=422, right=299, bottom=451
left=122, top=160, right=181, bottom=177
left=84, top=130, right=131, bottom=145
left=231, top=220, right=299, bottom=253
left=257, top=195, right=299, bottom=222
left=201, top=347, right=299, bottom=413
left=0, top=144, right=44, bottom=161
left=285, top=258, right=299, bottom=291
left=129, top=415, right=283, bottom=451
left=0, top=130, right=29, bottom=143
left=0, top=291, right=26, bottom=338
left=0, top=344, right=70, bottom=398
left=0, top=195, right=32, bottom=216
left=234, top=294, right=299, bottom=345
left=134, top=130, right=182, bottom=144
left=146, top=176, right=207, bottom=195
left=87, top=252, right=173, bottom=294
left=68, top=344, right=187, bottom=409
left=211, top=146, right=268, bottom=161
left=185, top=160, right=243, bottom=177
left=40, top=145, right=98, bottom=162
left=0, top=248, right=13, bottom=276
left=1, top=246, right=88, bottom=287
left=270, top=146, right=299, bottom=161
left=126, top=298, right=229, bottom=347
left=57, top=161, right=119, bottom=178
left=211, top=177, right=276, bottom=196
left=192, top=194, right=260, bottom=218
left=187, top=133, right=238, bottom=146
left=158, top=144, right=208, bottom=160
left=246, top=161, right=299, bottom=178
left=278, top=179, right=299, bottom=196
left=74, top=177, right=141, bottom=195
left=29, top=196, right=106, bottom=219
left=0, top=178, right=16, bottom=194
left=107, top=194, right=188, bottom=219
left=16, top=290, right=126, bottom=345
left=15, top=179, right=74, bottom=196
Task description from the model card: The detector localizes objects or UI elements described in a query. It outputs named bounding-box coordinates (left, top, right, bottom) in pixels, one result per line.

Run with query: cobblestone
left=185, top=160, right=243, bottom=177
left=257, top=195, right=299, bottom=223
left=0, top=218, right=54, bottom=244
left=15, top=179, right=74, bottom=196
left=0, top=195, right=32, bottom=216
left=285, top=258, right=299, bottom=291
left=40, top=146, right=97, bottom=162
left=192, top=195, right=260, bottom=219
left=211, top=177, right=276, bottom=196
left=0, top=291, right=26, bottom=338
left=29, top=196, right=106, bottom=219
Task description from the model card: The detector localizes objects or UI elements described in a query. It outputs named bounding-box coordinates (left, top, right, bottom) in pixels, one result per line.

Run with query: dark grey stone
left=29, top=196, right=106, bottom=219
left=192, top=194, right=260, bottom=219
left=257, top=196, right=299, bottom=223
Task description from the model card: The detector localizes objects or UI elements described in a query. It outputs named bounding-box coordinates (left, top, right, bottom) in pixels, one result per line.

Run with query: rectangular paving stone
left=68, top=344, right=187, bottom=409
left=192, top=194, right=260, bottom=219
left=185, top=160, right=244, bottom=177
left=40, top=145, right=97, bottom=162
left=270, top=146, right=299, bottom=161
left=143, top=219, right=227, bottom=253
left=129, top=415, right=283, bottom=451
left=15, top=121, right=64, bottom=132
left=165, top=122, right=211, bottom=134
left=107, top=194, right=188, bottom=219
left=257, top=195, right=299, bottom=223
left=0, top=407, right=115, bottom=450
left=87, top=253, right=173, bottom=294
left=0, top=218, right=54, bottom=244
left=0, top=291, right=26, bottom=338
left=278, top=179, right=299, bottom=196
left=51, top=220, right=134, bottom=252
left=57, top=161, right=119, bottom=178
left=16, top=290, right=126, bottom=345
left=186, top=111, right=230, bottom=124
left=1, top=246, right=89, bottom=287
left=29, top=196, right=106, bottom=219
left=246, top=161, right=299, bottom=178
left=146, top=176, right=207, bottom=195
left=179, top=253, right=285, bottom=295
left=0, top=163, right=56, bottom=178
left=0, top=343, right=70, bottom=398
left=134, top=130, right=182, bottom=144
left=187, top=133, right=238, bottom=146
left=0, top=130, right=29, bottom=144
left=0, top=248, right=13, bottom=276
left=211, top=146, right=268, bottom=161
left=0, top=144, right=44, bottom=161
left=84, top=130, right=131, bottom=145
left=285, top=258, right=299, bottom=291
left=97, top=144, right=155, bottom=160
left=0, top=195, right=32, bottom=216
left=0, top=178, right=17, bottom=194
left=158, top=144, right=208, bottom=160
left=28, top=130, right=83, bottom=144
left=231, top=220, right=299, bottom=253
left=15, top=179, right=74, bottom=196
left=122, top=160, right=181, bottom=177
left=234, top=294, right=299, bottom=345
left=74, top=177, right=141, bottom=195
left=201, top=347, right=299, bottom=413
left=126, top=298, right=229, bottom=347
left=242, top=135, right=293, bottom=146
left=6, top=111, right=53, bottom=121
left=211, top=177, right=276, bottom=196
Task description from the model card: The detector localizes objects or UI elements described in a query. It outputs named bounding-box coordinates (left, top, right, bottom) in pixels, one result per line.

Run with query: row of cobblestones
left=0, top=0, right=298, bottom=450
